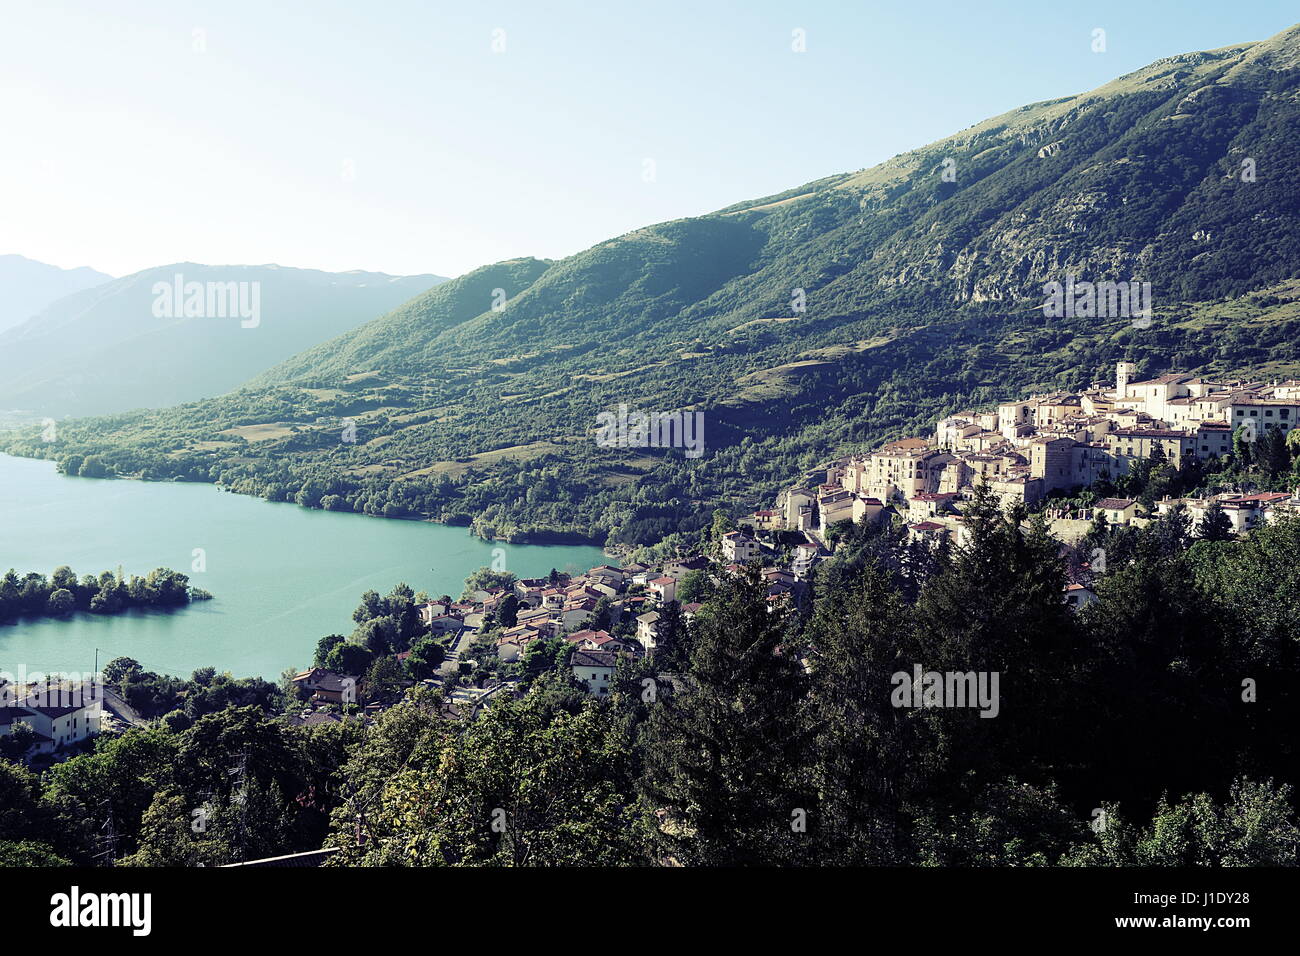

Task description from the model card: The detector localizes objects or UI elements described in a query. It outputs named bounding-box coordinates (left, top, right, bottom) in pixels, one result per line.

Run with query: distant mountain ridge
left=0, top=254, right=111, bottom=334
left=7, top=24, right=1300, bottom=545
left=0, top=263, right=445, bottom=416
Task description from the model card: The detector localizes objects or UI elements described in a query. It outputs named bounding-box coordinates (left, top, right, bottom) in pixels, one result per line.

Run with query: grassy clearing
left=399, top=441, right=564, bottom=479
left=217, top=423, right=299, bottom=442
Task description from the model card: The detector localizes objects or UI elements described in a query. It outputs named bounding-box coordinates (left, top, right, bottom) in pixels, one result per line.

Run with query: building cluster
left=287, top=667, right=393, bottom=727
left=284, top=360, right=1300, bottom=713
left=290, top=549, right=812, bottom=709
left=758, top=362, right=1300, bottom=548
left=492, top=552, right=809, bottom=696
left=486, top=565, right=633, bottom=660
left=0, top=678, right=103, bottom=759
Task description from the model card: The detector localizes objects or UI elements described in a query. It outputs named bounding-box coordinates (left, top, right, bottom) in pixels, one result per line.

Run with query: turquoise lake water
left=0, top=454, right=605, bottom=680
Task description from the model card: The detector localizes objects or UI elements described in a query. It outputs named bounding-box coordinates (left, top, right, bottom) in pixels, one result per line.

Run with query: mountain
left=7, top=24, right=1300, bottom=545
left=0, top=254, right=111, bottom=334
left=0, top=264, right=445, bottom=417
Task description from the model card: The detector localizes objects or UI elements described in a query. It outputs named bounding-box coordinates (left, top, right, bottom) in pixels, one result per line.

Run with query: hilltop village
left=18, top=360, right=1300, bottom=760
left=276, top=360, right=1300, bottom=728
left=769, top=361, right=1300, bottom=550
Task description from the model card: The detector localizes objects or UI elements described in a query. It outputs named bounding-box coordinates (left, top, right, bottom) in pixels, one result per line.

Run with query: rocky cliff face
left=735, top=27, right=1300, bottom=316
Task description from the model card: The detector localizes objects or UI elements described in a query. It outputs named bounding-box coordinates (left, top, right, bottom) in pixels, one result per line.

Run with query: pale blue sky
left=1, top=0, right=1295, bottom=279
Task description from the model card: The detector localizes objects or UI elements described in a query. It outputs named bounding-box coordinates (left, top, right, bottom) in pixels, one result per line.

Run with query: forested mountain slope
left=7, top=24, right=1300, bottom=546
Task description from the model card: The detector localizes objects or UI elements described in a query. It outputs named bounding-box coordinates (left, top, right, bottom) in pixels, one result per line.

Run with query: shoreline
left=0, top=448, right=615, bottom=554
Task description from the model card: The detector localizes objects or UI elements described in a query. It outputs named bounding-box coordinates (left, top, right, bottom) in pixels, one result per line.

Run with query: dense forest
left=3, top=494, right=1297, bottom=867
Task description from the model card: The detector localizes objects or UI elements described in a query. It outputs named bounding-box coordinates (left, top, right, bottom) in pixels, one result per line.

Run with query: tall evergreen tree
left=908, top=490, right=1079, bottom=799
left=803, top=562, right=919, bottom=863
left=1081, top=535, right=1232, bottom=807
left=639, top=568, right=814, bottom=865
left=649, top=600, right=688, bottom=671
left=1197, top=499, right=1234, bottom=542
left=1262, top=426, right=1291, bottom=480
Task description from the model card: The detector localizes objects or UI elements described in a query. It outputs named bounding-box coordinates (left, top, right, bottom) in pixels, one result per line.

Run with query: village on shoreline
left=16, top=358, right=1300, bottom=752
left=285, top=359, right=1300, bottom=725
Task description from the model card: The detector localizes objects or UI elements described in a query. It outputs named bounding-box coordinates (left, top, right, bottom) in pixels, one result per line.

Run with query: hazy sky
left=2, top=0, right=1295, bottom=279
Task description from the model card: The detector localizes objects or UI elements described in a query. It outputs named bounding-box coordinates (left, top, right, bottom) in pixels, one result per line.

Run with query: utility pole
left=93, top=801, right=118, bottom=867
left=227, top=751, right=250, bottom=863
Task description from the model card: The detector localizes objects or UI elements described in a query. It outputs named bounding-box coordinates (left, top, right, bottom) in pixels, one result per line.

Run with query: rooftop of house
left=497, top=630, right=543, bottom=647
left=1129, top=373, right=1199, bottom=387
left=292, top=668, right=351, bottom=691
left=571, top=649, right=617, bottom=669
left=882, top=437, right=931, bottom=450
left=874, top=443, right=943, bottom=458
left=1110, top=428, right=1189, bottom=438
left=1096, top=498, right=1138, bottom=510
left=503, top=622, right=545, bottom=636
left=290, top=710, right=350, bottom=727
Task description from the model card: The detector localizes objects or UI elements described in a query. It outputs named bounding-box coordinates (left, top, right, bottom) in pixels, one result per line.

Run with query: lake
left=0, top=453, right=606, bottom=680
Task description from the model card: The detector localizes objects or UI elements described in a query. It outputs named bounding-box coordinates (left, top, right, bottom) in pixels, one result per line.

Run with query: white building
left=791, top=542, right=820, bottom=580
left=0, top=679, right=103, bottom=756
left=636, top=611, right=661, bottom=654
left=1064, top=584, right=1099, bottom=611
left=648, top=576, right=677, bottom=604
left=571, top=649, right=617, bottom=696
left=721, top=531, right=761, bottom=563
